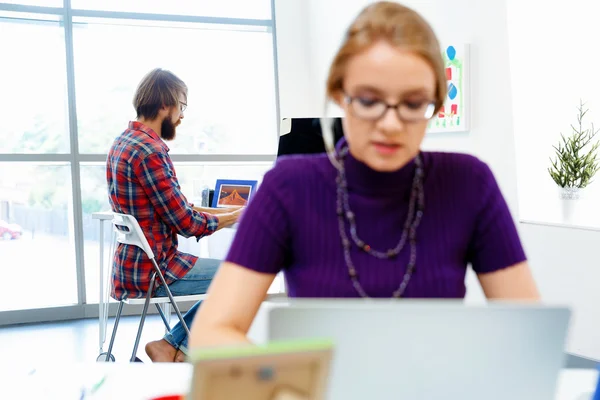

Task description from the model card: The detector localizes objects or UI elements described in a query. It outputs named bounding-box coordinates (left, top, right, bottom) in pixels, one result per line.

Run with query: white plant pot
left=558, top=186, right=581, bottom=200
left=558, top=187, right=581, bottom=223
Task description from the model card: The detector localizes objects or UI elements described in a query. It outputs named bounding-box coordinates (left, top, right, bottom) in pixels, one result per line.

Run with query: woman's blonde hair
left=326, top=1, right=447, bottom=111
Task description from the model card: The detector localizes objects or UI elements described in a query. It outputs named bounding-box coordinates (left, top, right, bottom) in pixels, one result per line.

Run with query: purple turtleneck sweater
left=225, top=145, right=526, bottom=298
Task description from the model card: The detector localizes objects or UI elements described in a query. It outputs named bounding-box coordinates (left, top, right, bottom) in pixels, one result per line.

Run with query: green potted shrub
left=548, top=100, right=600, bottom=200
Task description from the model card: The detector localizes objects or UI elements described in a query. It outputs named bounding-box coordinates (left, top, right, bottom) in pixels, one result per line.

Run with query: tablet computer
left=187, top=339, right=334, bottom=400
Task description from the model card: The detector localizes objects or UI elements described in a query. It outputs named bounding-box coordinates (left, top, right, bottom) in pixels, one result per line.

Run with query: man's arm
left=192, top=205, right=242, bottom=215
left=212, top=207, right=244, bottom=230
left=192, top=207, right=244, bottom=231
left=135, top=152, right=220, bottom=239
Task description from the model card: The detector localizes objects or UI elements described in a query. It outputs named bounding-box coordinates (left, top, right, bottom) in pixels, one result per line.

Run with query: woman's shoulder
left=422, top=151, right=487, bottom=168
left=422, top=151, right=496, bottom=185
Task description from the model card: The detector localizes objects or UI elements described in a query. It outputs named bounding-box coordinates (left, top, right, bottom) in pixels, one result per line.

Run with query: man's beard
left=160, top=115, right=180, bottom=141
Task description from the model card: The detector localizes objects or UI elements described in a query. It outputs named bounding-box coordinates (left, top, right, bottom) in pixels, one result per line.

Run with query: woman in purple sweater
left=190, top=1, right=539, bottom=347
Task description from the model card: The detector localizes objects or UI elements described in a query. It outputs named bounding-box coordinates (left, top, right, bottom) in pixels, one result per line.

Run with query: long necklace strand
left=335, top=146, right=425, bottom=298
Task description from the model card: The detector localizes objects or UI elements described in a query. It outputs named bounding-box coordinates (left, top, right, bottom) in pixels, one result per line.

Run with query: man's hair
left=133, top=68, right=188, bottom=120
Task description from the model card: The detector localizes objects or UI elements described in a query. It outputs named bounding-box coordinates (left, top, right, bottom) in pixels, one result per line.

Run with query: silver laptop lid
left=267, top=300, right=570, bottom=400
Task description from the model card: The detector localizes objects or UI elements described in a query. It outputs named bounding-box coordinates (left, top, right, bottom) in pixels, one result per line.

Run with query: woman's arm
left=189, top=160, right=293, bottom=348
left=189, top=261, right=276, bottom=348
left=477, top=261, right=540, bottom=300
left=464, top=160, right=540, bottom=300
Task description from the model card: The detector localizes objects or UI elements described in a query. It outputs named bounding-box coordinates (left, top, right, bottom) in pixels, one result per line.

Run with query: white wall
left=506, top=0, right=600, bottom=359
left=507, top=0, right=600, bottom=228
left=274, top=0, right=599, bottom=359
left=273, top=0, right=317, bottom=118
left=518, top=223, right=600, bottom=359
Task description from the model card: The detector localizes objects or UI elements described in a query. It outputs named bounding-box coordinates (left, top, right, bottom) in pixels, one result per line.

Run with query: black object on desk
left=277, top=117, right=344, bottom=157
left=209, top=190, right=215, bottom=207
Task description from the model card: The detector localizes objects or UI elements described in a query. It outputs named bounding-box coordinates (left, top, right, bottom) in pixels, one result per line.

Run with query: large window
left=0, top=1, right=279, bottom=320
left=0, top=16, right=69, bottom=153
left=72, top=18, right=277, bottom=155
left=71, top=0, right=271, bottom=20
left=1, top=0, right=61, bottom=5
left=0, top=163, right=77, bottom=311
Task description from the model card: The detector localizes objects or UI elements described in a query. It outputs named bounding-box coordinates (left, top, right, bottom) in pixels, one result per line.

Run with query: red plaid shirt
left=106, top=121, right=219, bottom=300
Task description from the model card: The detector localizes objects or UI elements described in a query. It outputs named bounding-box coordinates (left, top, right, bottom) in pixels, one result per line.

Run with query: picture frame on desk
left=188, top=338, right=334, bottom=400
left=211, top=179, right=257, bottom=208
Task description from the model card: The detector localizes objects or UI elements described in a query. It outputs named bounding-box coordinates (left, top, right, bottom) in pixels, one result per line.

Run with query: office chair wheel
left=96, top=352, right=116, bottom=362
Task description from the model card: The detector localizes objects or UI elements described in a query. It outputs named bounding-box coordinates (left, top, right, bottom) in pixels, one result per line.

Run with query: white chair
left=97, top=213, right=207, bottom=362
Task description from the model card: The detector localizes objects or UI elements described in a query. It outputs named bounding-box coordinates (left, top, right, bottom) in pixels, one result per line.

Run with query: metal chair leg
left=105, top=301, right=125, bottom=361
left=162, top=303, right=172, bottom=330
left=151, top=259, right=191, bottom=337
left=130, top=272, right=157, bottom=362
left=155, top=303, right=171, bottom=332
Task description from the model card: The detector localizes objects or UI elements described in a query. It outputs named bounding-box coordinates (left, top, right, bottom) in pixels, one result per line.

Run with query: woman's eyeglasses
left=343, top=94, right=436, bottom=122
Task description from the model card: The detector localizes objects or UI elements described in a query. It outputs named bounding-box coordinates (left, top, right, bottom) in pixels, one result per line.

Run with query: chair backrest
left=111, top=213, right=154, bottom=260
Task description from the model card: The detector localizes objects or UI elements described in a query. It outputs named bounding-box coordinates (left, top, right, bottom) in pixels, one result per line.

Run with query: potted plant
left=548, top=100, right=600, bottom=201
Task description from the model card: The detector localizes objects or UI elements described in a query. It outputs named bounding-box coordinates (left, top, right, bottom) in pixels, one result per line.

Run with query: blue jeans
left=154, top=257, right=220, bottom=354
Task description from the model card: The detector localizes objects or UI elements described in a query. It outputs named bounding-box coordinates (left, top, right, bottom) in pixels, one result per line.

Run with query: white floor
left=0, top=315, right=168, bottom=369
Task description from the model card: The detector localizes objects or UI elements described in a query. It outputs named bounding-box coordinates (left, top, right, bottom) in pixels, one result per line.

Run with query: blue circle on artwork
left=446, top=45, right=456, bottom=61
left=448, top=83, right=458, bottom=100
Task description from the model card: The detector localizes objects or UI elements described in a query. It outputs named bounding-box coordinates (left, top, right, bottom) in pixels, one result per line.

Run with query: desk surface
left=2, top=363, right=597, bottom=400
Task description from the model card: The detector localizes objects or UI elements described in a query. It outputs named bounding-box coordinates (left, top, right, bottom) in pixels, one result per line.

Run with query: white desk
left=3, top=363, right=597, bottom=400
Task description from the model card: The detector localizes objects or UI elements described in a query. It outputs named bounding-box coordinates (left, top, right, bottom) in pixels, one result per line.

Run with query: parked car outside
left=0, top=220, right=22, bottom=240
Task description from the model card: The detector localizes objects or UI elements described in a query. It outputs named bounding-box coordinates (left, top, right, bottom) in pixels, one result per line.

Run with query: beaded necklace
left=335, top=144, right=425, bottom=298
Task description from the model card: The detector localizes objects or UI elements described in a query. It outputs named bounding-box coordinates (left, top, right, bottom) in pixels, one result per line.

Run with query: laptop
left=267, top=299, right=571, bottom=400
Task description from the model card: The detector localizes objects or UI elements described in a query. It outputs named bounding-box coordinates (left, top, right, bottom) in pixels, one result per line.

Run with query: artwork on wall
left=428, top=44, right=470, bottom=133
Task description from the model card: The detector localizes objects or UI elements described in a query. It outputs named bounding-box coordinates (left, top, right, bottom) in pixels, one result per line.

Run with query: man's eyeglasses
left=343, top=94, right=436, bottom=122
left=179, top=101, right=187, bottom=113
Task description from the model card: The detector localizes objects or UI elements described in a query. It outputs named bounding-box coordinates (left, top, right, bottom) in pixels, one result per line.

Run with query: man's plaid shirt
left=106, top=121, right=219, bottom=300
